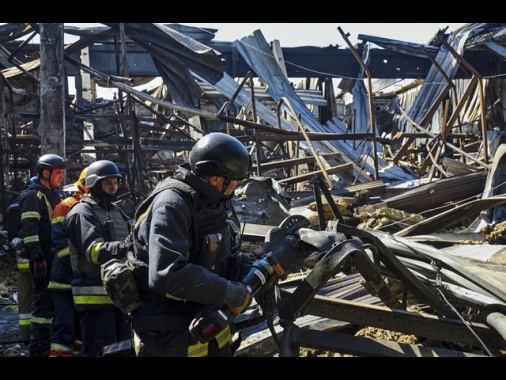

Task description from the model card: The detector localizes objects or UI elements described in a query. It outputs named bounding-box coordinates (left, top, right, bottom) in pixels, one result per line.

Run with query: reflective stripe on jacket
left=19, top=183, right=65, bottom=261
left=65, top=194, right=130, bottom=310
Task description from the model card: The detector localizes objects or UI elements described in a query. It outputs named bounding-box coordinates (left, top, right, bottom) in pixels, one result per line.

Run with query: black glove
left=223, top=282, right=252, bottom=315
left=30, top=257, right=47, bottom=282
left=109, top=234, right=134, bottom=259
left=123, top=232, right=133, bottom=247
left=264, top=215, right=312, bottom=274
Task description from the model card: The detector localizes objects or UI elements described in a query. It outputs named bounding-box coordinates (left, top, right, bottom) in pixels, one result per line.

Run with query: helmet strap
left=40, top=169, right=50, bottom=181
left=221, top=178, right=231, bottom=194
left=38, top=170, right=51, bottom=189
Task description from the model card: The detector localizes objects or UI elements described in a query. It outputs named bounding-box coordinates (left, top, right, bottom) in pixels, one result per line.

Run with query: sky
left=177, top=23, right=467, bottom=47
left=66, top=23, right=467, bottom=47
left=2, top=22, right=468, bottom=47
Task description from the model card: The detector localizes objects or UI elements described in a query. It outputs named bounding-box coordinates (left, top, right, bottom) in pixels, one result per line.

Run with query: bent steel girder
left=309, top=175, right=457, bottom=318
left=333, top=223, right=457, bottom=318
left=278, top=239, right=402, bottom=325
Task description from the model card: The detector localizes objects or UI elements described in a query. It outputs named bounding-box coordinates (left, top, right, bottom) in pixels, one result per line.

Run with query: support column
left=39, top=23, right=66, bottom=163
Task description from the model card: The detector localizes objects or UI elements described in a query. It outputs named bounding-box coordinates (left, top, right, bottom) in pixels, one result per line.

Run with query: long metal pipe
left=486, top=312, right=506, bottom=343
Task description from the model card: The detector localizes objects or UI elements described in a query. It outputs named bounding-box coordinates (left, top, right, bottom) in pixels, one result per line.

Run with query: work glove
left=264, top=215, right=312, bottom=274
left=223, top=281, right=252, bottom=315
left=116, top=233, right=134, bottom=258
left=103, top=234, right=134, bottom=263
left=30, top=257, right=47, bottom=282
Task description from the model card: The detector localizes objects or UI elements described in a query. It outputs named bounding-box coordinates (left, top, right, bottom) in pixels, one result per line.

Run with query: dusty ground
left=0, top=250, right=29, bottom=357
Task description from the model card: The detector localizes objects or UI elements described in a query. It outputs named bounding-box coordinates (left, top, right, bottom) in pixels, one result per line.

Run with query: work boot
left=29, top=341, right=50, bottom=357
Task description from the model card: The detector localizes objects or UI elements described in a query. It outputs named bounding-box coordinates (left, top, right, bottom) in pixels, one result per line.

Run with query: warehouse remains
left=1, top=23, right=506, bottom=357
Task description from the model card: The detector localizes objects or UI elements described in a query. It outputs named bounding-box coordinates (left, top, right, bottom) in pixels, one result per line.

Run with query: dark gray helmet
left=189, top=133, right=252, bottom=180
left=85, top=160, right=122, bottom=189
left=37, top=154, right=66, bottom=176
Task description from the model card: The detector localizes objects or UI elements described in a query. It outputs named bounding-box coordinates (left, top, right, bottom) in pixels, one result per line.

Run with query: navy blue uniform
left=131, top=165, right=252, bottom=357
left=19, top=182, right=65, bottom=357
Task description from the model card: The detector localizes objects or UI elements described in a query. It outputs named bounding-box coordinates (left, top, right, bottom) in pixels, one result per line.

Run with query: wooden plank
left=395, top=195, right=506, bottom=237
left=358, top=171, right=488, bottom=216
left=289, top=180, right=387, bottom=208
left=277, top=163, right=354, bottom=185
left=253, top=152, right=341, bottom=171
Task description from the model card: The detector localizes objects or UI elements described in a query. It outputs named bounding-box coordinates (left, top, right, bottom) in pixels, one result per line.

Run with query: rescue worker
left=64, top=160, right=132, bottom=357
left=130, top=132, right=254, bottom=357
left=5, top=176, right=38, bottom=345
left=48, top=167, right=89, bottom=357
left=19, top=154, right=67, bottom=357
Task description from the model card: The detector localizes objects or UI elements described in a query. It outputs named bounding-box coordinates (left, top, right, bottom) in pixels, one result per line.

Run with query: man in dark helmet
left=129, top=132, right=254, bottom=357
left=18, top=153, right=67, bottom=357
left=64, top=160, right=132, bottom=356
left=48, top=167, right=89, bottom=357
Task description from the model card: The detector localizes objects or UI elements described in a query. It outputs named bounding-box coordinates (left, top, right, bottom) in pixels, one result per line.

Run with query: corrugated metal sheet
left=233, top=29, right=393, bottom=183
left=407, top=27, right=472, bottom=127
left=199, top=81, right=327, bottom=106
left=235, top=30, right=335, bottom=135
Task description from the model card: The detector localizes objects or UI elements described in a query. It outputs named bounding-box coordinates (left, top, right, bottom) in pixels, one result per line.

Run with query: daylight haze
left=68, top=23, right=467, bottom=47
left=181, top=23, right=467, bottom=47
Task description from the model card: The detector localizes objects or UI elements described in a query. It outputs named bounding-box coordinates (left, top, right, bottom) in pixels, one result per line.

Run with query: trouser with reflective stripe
left=29, top=269, right=54, bottom=357
left=49, top=287, right=79, bottom=357
left=133, top=325, right=233, bottom=357
left=188, top=325, right=233, bottom=357
left=16, top=254, right=33, bottom=343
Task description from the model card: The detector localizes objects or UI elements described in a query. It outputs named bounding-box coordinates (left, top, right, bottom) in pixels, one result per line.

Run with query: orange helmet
left=75, top=167, right=89, bottom=194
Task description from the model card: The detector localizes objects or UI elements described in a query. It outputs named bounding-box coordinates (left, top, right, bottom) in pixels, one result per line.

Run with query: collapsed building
left=1, top=23, right=505, bottom=211
left=1, top=23, right=506, bottom=357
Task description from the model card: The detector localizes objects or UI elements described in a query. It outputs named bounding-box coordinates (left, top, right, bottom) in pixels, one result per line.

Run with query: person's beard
left=90, top=184, right=117, bottom=205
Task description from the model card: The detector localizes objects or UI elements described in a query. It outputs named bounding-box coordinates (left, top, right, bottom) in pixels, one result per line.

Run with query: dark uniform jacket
left=65, top=193, right=130, bottom=311
left=130, top=165, right=250, bottom=333
left=19, top=181, right=66, bottom=263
